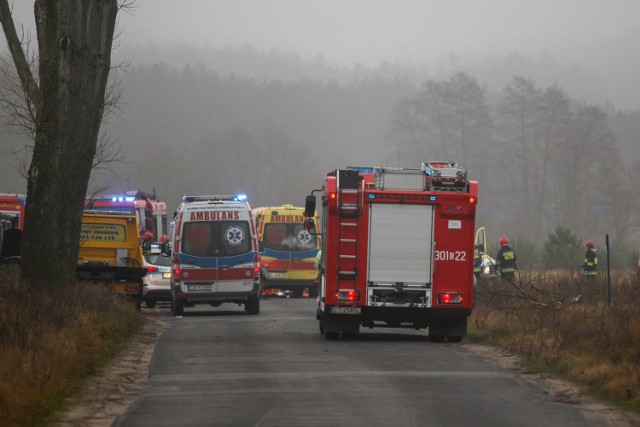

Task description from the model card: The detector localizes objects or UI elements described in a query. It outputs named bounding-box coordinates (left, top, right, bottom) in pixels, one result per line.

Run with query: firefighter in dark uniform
left=495, top=236, right=516, bottom=281
left=582, top=240, right=598, bottom=277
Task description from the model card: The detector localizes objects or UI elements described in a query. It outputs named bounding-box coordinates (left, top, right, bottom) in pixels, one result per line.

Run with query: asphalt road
left=113, top=298, right=622, bottom=427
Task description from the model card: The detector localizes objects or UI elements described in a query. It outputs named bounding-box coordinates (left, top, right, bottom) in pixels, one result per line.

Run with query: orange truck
left=256, top=204, right=321, bottom=297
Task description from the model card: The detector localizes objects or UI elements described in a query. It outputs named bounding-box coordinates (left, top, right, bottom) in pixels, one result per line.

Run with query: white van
left=168, top=195, right=261, bottom=315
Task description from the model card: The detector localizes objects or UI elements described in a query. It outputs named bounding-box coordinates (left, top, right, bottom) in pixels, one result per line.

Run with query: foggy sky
left=3, top=0, right=640, bottom=109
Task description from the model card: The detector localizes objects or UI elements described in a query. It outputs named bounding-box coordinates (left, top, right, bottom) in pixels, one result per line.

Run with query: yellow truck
left=76, top=211, right=147, bottom=308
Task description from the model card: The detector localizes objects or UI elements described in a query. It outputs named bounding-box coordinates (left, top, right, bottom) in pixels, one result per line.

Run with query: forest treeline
left=1, top=47, right=639, bottom=257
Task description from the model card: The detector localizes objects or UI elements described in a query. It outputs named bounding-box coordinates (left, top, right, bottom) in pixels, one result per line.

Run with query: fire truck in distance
left=0, top=193, right=26, bottom=231
left=304, top=162, right=478, bottom=341
left=85, top=190, right=168, bottom=239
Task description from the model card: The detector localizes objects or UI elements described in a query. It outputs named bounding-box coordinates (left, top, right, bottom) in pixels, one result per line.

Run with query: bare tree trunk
left=1, top=0, right=118, bottom=289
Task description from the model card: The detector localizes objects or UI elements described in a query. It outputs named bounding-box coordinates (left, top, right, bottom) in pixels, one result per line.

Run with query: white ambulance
left=167, top=195, right=261, bottom=315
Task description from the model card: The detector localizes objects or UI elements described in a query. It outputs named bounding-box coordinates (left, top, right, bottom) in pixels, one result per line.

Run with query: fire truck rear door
left=368, top=204, right=434, bottom=285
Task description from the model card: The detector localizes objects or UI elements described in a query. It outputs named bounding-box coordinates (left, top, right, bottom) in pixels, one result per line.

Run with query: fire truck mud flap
left=321, top=311, right=360, bottom=339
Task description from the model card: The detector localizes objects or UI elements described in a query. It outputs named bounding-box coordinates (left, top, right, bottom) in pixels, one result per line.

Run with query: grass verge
left=0, top=266, right=141, bottom=426
left=469, top=269, right=640, bottom=413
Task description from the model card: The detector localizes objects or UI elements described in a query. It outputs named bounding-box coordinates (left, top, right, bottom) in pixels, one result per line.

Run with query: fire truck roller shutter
left=368, top=204, right=434, bottom=285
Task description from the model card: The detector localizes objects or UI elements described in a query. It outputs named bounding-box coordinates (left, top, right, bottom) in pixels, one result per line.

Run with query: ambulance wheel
left=343, top=331, right=359, bottom=340
left=325, top=331, right=339, bottom=340
left=308, top=285, right=318, bottom=298
left=246, top=297, right=260, bottom=315
left=171, top=295, right=184, bottom=316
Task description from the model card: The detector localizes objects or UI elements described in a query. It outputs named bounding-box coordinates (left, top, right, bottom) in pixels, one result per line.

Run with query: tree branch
left=0, top=0, right=40, bottom=107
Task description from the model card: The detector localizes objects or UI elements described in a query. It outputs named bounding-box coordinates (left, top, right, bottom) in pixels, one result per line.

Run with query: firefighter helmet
left=585, top=240, right=595, bottom=249
left=499, top=236, right=509, bottom=246
left=160, top=234, right=170, bottom=243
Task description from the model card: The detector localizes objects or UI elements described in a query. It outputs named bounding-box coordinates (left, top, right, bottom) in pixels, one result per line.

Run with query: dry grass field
left=469, top=269, right=640, bottom=413
left=0, top=266, right=140, bottom=426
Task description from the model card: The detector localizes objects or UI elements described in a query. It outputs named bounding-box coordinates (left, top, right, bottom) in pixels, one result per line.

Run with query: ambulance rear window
left=182, top=221, right=252, bottom=257
left=263, top=223, right=317, bottom=252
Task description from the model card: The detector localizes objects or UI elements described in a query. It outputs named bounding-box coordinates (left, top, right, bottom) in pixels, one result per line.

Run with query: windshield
left=144, top=254, right=172, bottom=266
left=263, top=223, right=317, bottom=252
left=182, top=220, right=252, bottom=257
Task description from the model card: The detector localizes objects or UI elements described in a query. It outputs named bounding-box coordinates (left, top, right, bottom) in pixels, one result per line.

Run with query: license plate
left=270, top=272, right=285, bottom=279
left=330, top=306, right=361, bottom=315
left=162, top=272, right=171, bottom=279
left=188, top=284, right=212, bottom=292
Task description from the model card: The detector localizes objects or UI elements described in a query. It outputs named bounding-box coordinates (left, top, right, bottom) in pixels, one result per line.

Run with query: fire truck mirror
left=304, top=195, right=316, bottom=217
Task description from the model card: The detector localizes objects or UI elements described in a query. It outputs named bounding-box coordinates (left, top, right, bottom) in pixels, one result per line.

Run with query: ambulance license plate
left=330, top=306, right=361, bottom=315
left=188, top=284, right=212, bottom=292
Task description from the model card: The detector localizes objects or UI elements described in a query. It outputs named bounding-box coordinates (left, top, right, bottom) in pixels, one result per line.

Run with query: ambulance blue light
left=368, top=194, right=375, bottom=199
left=429, top=196, right=437, bottom=201
left=236, top=194, right=248, bottom=201
left=125, top=196, right=135, bottom=202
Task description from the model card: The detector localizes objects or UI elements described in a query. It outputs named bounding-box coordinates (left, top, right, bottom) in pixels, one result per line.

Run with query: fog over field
left=2, top=0, right=640, bottom=248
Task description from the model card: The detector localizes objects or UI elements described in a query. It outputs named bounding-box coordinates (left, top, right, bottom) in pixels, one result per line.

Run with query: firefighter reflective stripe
left=583, top=251, right=598, bottom=276
left=496, top=247, right=516, bottom=273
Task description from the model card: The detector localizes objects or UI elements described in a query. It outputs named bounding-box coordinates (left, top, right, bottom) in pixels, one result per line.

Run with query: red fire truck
left=304, top=162, right=478, bottom=341
left=0, top=193, right=26, bottom=230
left=85, top=190, right=168, bottom=239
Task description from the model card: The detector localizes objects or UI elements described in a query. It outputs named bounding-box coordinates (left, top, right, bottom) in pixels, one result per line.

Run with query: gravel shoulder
left=52, top=312, right=170, bottom=427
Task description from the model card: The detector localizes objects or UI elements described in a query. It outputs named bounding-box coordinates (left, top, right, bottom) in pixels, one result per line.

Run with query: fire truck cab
left=305, top=163, right=478, bottom=341
left=167, top=194, right=261, bottom=315
left=0, top=193, right=26, bottom=231
left=85, top=190, right=168, bottom=240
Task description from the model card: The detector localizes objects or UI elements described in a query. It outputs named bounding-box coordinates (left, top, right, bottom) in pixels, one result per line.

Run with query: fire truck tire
left=245, top=297, right=260, bottom=315
left=171, top=295, right=184, bottom=316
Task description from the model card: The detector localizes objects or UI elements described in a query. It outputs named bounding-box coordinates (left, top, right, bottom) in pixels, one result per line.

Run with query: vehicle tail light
left=173, top=267, right=181, bottom=283
left=124, top=283, right=139, bottom=293
left=437, top=292, right=463, bottom=305
left=147, top=266, right=159, bottom=273
left=336, top=289, right=360, bottom=302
